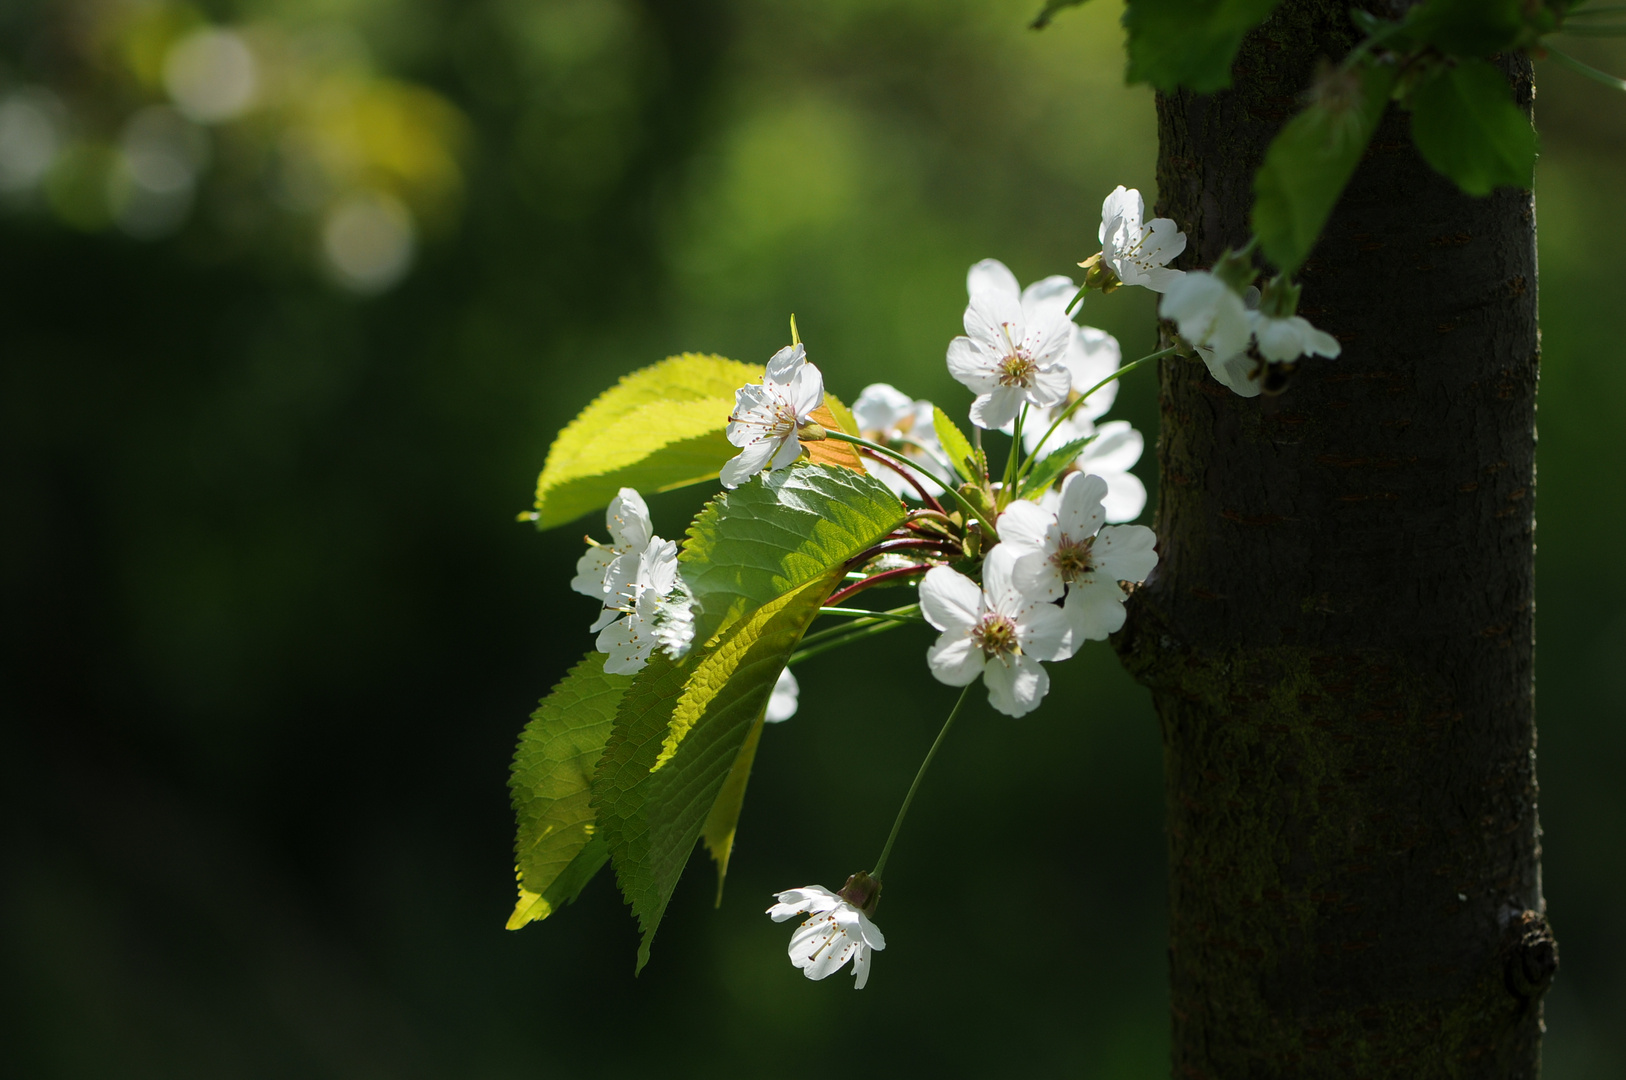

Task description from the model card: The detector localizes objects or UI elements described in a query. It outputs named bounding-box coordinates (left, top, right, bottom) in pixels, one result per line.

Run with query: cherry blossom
left=946, top=259, right=1073, bottom=430
left=595, top=536, right=695, bottom=674
left=917, top=545, right=1076, bottom=718
left=571, top=488, right=654, bottom=630
left=1159, top=271, right=1258, bottom=398
left=767, top=883, right=885, bottom=989
left=851, top=382, right=946, bottom=498
left=765, top=667, right=799, bottom=723
left=999, top=472, right=1158, bottom=642
left=1251, top=311, right=1341, bottom=364
left=1098, top=186, right=1186, bottom=293
left=721, top=343, right=825, bottom=489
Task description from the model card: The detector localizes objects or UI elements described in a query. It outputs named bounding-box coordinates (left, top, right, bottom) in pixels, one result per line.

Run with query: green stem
left=1544, top=46, right=1626, bottom=90
left=824, top=430, right=998, bottom=537
left=1002, top=405, right=1026, bottom=491
left=1017, top=346, right=1179, bottom=483
left=817, top=605, right=927, bottom=624
left=872, top=684, right=973, bottom=879
left=788, top=617, right=907, bottom=666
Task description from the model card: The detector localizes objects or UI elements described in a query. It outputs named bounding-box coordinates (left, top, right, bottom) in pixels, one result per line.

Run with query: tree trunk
left=1114, top=3, right=1555, bottom=1076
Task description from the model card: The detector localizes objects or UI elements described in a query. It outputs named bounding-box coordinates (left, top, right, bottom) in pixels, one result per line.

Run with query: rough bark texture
left=1114, top=3, right=1554, bottom=1076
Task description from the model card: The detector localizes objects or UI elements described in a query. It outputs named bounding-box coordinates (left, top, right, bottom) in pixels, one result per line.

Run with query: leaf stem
left=825, top=563, right=937, bottom=607
left=825, top=430, right=997, bottom=536
left=1003, top=405, right=1026, bottom=492
left=817, top=605, right=927, bottom=624
left=1017, top=345, right=1179, bottom=483
left=1544, top=46, right=1626, bottom=90
left=788, top=617, right=907, bottom=666
left=856, top=446, right=945, bottom=512
left=872, top=684, right=973, bottom=879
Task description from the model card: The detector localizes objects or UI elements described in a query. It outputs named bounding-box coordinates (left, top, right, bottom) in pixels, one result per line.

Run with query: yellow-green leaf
left=506, top=652, right=631, bottom=929
left=533, top=353, right=757, bottom=530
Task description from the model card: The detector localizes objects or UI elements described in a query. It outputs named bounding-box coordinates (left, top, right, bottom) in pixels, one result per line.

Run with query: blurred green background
left=2, top=1, right=1621, bottom=1076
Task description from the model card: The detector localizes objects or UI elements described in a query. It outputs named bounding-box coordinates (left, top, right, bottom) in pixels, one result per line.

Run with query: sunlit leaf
left=681, top=462, right=907, bottom=644
left=592, top=573, right=839, bottom=971
left=1030, top=0, right=1090, bottom=31
left=701, top=710, right=768, bottom=905
left=1124, top=0, right=1285, bottom=93
left=1252, top=62, right=1398, bottom=275
left=932, top=406, right=981, bottom=483
left=532, top=353, right=757, bottom=530
left=1409, top=59, right=1536, bottom=196
left=507, top=652, right=632, bottom=928
left=1017, top=434, right=1095, bottom=498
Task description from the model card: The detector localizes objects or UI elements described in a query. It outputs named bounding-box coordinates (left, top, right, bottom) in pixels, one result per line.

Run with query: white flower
left=1018, top=321, right=1124, bottom=449
left=918, top=545, right=1076, bottom=718
left=1099, top=186, right=1186, bottom=293
left=765, top=667, right=799, bottom=723
left=1160, top=271, right=1258, bottom=398
left=999, top=472, right=1158, bottom=642
left=851, top=383, right=946, bottom=498
left=721, top=343, right=825, bottom=489
left=1250, top=311, right=1341, bottom=364
left=946, top=259, right=1073, bottom=430
left=767, top=885, right=885, bottom=989
left=595, top=536, right=695, bottom=674
left=1033, top=419, right=1148, bottom=524
left=571, top=488, right=654, bottom=630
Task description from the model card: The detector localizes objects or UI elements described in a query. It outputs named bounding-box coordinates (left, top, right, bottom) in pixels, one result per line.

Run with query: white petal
left=1100, top=470, right=1148, bottom=524
left=946, top=336, right=999, bottom=392
left=768, top=432, right=804, bottom=472
left=1075, top=420, right=1143, bottom=476
left=1012, top=548, right=1064, bottom=603
left=1099, top=185, right=1138, bottom=245
left=1138, top=265, right=1185, bottom=293
left=969, top=387, right=1023, bottom=431
left=980, top=542, right=1021, bottom=606
left=1019, top=274, right=1077, bottom=322
left=765, top=667, right=799, bottom=723
left=851, top=944, right=872, bottom=989
left=570, top=546, right=616, bottom=598
left=856, top=912, right=886, bottom=951
left=1064, top=578, right=1128, bottom=641
left=927, top=633, right=985, bottom=686
left=597, top=616, right=652, bottom=674
left=764, top=343, right=806, bottom=384
left=720, top=439, right=777, bottom=489
left=1057, top=472, right=1108, bottom=538
left=607, top=488, right=653, bottom=550
left=1092, top=524, right=1158, bottom=583
left=983, top=654, right=1050, bottom=718
left=1017, top=599, right=1077, bottom=662
left=852, top=383, right=914, bottom=433
left=1065, top=325, right=1122, bottom=416
left=1203, top=348, right=1262, bottom=398
left=918, top=566, right=982, bottom=630
left=1028, top=361, right=1073, bottom=408
left=964, top=284, right=1023, bottom=354
left=996, top=499, right=1056, bottom=554
left=791, top=361, right=826, bottom=419
left=768, top=885, right=840, bottom=919
left=967, top=258, right=1021, bottom=307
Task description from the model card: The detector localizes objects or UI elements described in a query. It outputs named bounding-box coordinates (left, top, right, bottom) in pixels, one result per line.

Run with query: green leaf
left=507, top=652, right=632, bottom=929
left=1406, top=0, right=1524, bottom=57
left=701, top=709, right=767, bottom=906
left=931, top=406, right=980, bottom=483
left=1409, top=59, right=1536, bottom=196
left=532, top=353, right=758, bottom=531
left=1018, top=434, right=1095, bottom=499
left=1251, top=62, right=1399, bottom=275
left=681, top=462, right=907, bottom=644
left=1124, top=0, right=1285, bottom=93
left=592, top=573, right=839, bottom=971
left=1031, top=0, right=1089, bottom=31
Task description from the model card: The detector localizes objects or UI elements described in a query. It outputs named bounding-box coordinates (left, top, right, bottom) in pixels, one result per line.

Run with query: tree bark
left=1114, top=3, right=1555, bottom=1076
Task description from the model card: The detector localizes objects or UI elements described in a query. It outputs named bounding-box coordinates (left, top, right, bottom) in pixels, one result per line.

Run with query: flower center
left=997, top=351, right=1037, bottom=388
left=1050, top=535, right=1094, bottom=584
left=971, top=613, right=1019, bottom=658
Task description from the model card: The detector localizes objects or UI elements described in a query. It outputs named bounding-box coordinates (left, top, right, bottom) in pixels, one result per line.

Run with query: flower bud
left=838, top=871, right=883, bottom=917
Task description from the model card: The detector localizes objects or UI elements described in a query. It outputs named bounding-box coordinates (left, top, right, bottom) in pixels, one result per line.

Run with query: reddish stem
left=826, top=563, right=939, bottom=607
left=858, top=446, right=946, bottom=513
